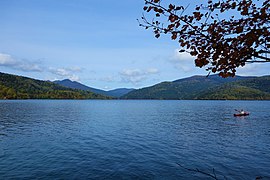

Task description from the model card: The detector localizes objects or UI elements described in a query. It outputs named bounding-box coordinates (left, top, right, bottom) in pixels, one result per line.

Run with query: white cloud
left=169, top=49, right=195, bottom=72
left=0, top=53, right=42, bottom=72
left=237, top=63, right=270, bottom=76
left=67, top=66, right=83, bottom=72
left=0, top=53, right=16, bottom=65
left=119, top=68, right=159, bottom=85
left=49, top=67, right=81, bottom=81
left=0, top=53, right=86, bottom=82
left=169, top=49, right=270, bottom=77
left=146, top=68, right=159, bottom=74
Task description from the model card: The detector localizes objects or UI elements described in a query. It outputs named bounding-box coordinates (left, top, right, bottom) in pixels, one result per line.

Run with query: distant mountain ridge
left=0, top=72, right=110, bottom=99
left=122, top=75, right=270, bottom=100
left=54, top=79, right=134, bottom=98
left=1, top=71, right=269, bottom=100
left=173, top=74, right=254, bottom=84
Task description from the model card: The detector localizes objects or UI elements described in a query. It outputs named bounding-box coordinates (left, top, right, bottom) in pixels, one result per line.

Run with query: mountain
left=2, top=72, right=269, bottom=100
left=106, top=88, right=135, bottom=98
left=198, top=76, right=270, bottom=100
left=0, top=72, right=111, bottom=99
left=54, top=79, right=134, bottom=98
left=173, top=74, right=253, bottom=84
left=122, top=75, right=270, bottom=100
left=54, top=79, right=107, bottom=96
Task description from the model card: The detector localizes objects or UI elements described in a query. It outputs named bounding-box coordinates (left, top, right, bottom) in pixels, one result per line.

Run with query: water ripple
left=0, top=100, right=269, bottom=179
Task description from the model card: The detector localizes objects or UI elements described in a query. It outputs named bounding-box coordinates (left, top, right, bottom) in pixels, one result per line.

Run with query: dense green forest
left=1, top=72, right=269, bottom=100
left=0, top=72, right=111, bottom=99
left=198, top=76, right=270, bottom=100
left=122, top=75, right=270, bottom=100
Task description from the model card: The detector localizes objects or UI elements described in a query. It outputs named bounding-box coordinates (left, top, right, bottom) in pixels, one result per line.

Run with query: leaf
left=175, top=6, right=184, bottom=11
left=179, top=49, right=185, bottom=53
left=232, top=2, right=236, bottom=9
left=168, top=24, right=175, bottom=29
left=236, top=26, right=243, bottom=33
left=171, top=33, right=177, bottom=40
left=169, top=15, right=178, bottom=22
left=155, top=33, right=160, bottom=38
left=169, top=4, right=175, bottom=10
left=139, top=0, right=270, bottom=77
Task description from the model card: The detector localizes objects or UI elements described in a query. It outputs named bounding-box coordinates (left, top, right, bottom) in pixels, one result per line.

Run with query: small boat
left=234, top=112, right=249, bottom=117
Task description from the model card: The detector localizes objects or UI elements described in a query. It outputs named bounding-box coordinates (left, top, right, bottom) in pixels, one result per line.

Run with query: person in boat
left=240, top=109, right=245, bottom=114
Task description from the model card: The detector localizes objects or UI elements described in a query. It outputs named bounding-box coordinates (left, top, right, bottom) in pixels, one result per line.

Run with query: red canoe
left=234, top=113, right=249, bottom=117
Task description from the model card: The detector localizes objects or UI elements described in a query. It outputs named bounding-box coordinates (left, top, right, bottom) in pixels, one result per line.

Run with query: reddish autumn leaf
left=171, top=33, right=177, bottom=40
left=236, top=26, right=243, bottom=33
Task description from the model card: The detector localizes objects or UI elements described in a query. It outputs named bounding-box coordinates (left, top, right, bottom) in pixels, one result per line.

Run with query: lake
left=0, top=100, right=270, bottom=179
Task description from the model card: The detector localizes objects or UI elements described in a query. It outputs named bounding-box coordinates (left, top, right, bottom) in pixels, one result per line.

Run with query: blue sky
left=0, top=0, right=269, bottom=90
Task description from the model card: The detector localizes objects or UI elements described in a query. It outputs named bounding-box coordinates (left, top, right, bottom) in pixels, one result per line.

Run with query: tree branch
left=144, top=0, right=209, bottom=39
left=253, top=55, right=270, bottom=62
left=177, top=163, right=220, bottom=180
left=140, top=0, right=270, bottom=77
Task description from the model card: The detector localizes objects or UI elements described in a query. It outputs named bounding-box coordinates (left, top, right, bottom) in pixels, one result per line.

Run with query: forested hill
left=122, top=75, right=270, bottom=100
left=54, top=79, right=134, bottom=98
left=0, top=72, right=111, bottom=99
left=1, top=72, right=269, bottom=100
left=198, top=76, right=270, bottom=100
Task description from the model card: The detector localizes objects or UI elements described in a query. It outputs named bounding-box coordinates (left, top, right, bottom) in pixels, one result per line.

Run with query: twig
left=177, top=163, right=219, bottom=179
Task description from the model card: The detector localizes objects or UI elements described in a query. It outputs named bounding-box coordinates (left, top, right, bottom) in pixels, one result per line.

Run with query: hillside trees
left=0, top=72, right=111, bottom=99
left=139, top=0, right=270, bottom=77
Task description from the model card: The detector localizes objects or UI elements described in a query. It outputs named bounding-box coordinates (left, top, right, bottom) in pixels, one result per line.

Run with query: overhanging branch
left=253, top=55, right=270, bottom=62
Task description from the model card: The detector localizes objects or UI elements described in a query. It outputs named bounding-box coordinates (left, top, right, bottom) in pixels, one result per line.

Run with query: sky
left=0, top=0, right=269, bottom=90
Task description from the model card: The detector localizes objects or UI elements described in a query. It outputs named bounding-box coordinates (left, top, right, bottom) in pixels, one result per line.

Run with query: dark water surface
left=0, top=100, right=270, bottom=179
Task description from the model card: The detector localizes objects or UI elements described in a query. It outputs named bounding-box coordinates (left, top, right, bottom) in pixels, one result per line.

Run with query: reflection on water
left=0, top=100, right=270, bottom=179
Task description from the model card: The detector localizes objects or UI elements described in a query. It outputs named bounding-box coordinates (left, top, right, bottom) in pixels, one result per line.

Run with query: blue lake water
left=0, top=100, right=270, bottom=179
